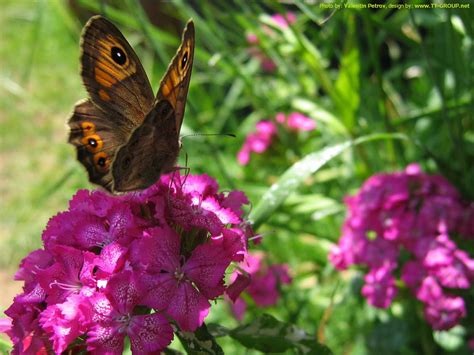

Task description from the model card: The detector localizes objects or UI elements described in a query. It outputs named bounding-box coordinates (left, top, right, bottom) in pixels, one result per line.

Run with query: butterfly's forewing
left=156, top=20, right=195, bottom=134
left=69, top=16, right=155, bottom=190
left=80, top=15, right=155, bottom=124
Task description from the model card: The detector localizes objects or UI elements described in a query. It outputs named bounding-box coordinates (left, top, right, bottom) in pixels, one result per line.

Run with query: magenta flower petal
left=40, top=294, right=92, bottom=354
left=424, top=295, right=466, bottom=330
left=361, top=265, right=397, bottom=309
left=286, top=112, right=316, bottom=131
left=95, top=242, right=128, bottom=277
left=247, top=271, right=279, bottom=307
left=213, top=228, right=248, bottom=262
left=270, top=12, right=296, bottom=29
left=183, top=242, right=231, bottom=299
left=275, top=112, right=286, bottom=124
left=237, top=120, right=277, bottom=165
left=226, top=273, right=251, bottom=302
left=270, top=264, right=292, bottom=284
left=169, top=196, right=224, bottom=235
left=415, top=276, right=443, bottom=303
left=128, top=313, right=173, bottom=353
left=219, top=190, right=249, bottom=218
left=87, top=321, right=125, bottom=355
left=202, top=196, right=240, bottom=225
left=69, top=189, right=117, bottom=217
left=38, top=246, right=97, bottom=304
left=130, top=227, right=180, bottom=273
left=5, top=301, right=51, bottom=354
left=237, top=146, right=251, bottom=165
left=401, top=261, right=426, bottom=289
left=0, top=318, right=12, bottom=333
left=231, top=297, right=247, bottom=321
left=89, top=271, right=173, bottom=353
left=15, top=249, right=53, bottom=283
left=246, top=33, right=259, bottom=44
left=166, top=282, right=210, bottom=332
left=227, top=252, right=292, bottom=319
left=140, top=273, right=177, bottom=311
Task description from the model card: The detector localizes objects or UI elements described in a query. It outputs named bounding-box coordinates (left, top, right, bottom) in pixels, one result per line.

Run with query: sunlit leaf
left=250, top=133, right=408, bottom=229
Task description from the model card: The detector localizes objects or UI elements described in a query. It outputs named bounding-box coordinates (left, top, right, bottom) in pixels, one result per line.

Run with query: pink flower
left=237, top=112, right=317, bottom=165
left=132, top=226, right=233, bottom=331
left=237, top=120, right=277, bottom=165
left=246, top=33, right=259, bottom=45
left=415, top=276, right=443, bottom=303
left=330, top=164, right=473, bottom=330
left=4, top=172, right=252, bottom=352
left=261, top=58, right=277, bottom=72
left=361, top=264, right=397, bottom=309
left=40, top=294, right=93, bottom=354
left=270, top=12, right=297, bottom=29
left=227, top=252, right=291, bottom=320
left=277, top=112, right=316, bottom=132
left=246, top=12, right=296, bottom=72
left=38, top=246, right=97, bottom=304
left=424, top=295, right=466, bottom=330
left=87, top=271, right=173, bottom=354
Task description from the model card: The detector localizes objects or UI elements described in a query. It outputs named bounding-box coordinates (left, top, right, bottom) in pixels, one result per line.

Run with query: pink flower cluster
left=226, top=252, right=292, bottom=320
left=329, top=164, right=474, bottom=330
left=246, top=12, right=297, bottom=72
left=3, top=173, right=253, bottom=354
left=237, top=112, right=316, bottom=165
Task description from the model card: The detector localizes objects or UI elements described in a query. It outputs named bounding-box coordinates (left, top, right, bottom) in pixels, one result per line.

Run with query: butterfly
left=68, top=15, right=194, bottom=193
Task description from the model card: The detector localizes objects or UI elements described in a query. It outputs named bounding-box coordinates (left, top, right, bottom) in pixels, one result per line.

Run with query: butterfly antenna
left=180, top=133, right=236, bottom=140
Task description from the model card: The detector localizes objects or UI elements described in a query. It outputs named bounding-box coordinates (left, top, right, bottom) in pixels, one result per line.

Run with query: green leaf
left=334, top=16, right=360, bottom=131
left=434, top=325, right=466, bottom=351
left=229, top=314, right=332, bottom=354
left=0, top=337, right=12, bottom=354
left=249, top=133, right=408, bottom=229
left=175, top=323, right=224, bottom=355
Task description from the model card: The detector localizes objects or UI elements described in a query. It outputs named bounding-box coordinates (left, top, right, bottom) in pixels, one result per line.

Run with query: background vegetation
left=1, top=0, right=473, bottom=353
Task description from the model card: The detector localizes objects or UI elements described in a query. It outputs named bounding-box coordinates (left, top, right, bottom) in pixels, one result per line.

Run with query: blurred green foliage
left=0, top=0, right=473, bottom=353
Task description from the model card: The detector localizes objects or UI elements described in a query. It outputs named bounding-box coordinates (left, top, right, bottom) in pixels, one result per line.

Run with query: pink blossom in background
left=329, top=164, right=474, bottom=330
left=237, top=120, right=277, bottom=165
left=237, top=112, right=316, bottom=165
left=2, top=173, right=252, bottom=354
left=226, top=252, right=292, bottom=320
left=276, top=112, right=316, bottom=132
left=424, top=295, right=466, bottom=330
left=270, top=12, right=297, bottom=29
left=260, top=57, right=277, bottom=72
left=246, top=33, right=259, bottom=45
left=361, top=263, right=397, bottom=309
left=286, top=112, right=317, bottom=131
left=246, top=12, right=297, bottom=72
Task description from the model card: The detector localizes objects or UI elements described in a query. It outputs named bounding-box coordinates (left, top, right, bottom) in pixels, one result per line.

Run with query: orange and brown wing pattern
left=156, top=20, right=195, bottom=134
left=68, top=99, right=132, bottom=192
left=81, top=15, right=154, bottom=125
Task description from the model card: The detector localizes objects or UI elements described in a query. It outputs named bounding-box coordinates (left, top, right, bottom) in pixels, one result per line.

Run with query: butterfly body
left=68, top=15, right=194, bottom=193
left=112, top=99, right=179, bottom=192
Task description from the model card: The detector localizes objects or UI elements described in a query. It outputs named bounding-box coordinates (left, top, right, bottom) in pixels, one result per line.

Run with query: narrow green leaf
left=250, top=133, right=408, bottom=229
left=334, top=16, right=360, bottom=131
